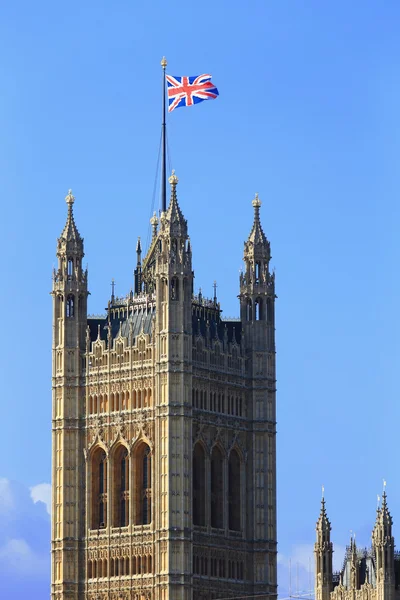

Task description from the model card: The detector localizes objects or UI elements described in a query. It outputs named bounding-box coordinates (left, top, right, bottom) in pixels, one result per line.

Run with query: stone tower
left=373, top=492, right=395, bottom=600
left=51, top=176, right=278, bottom=600
left=314, top=498, right=333, bottom=600
left=51, top=190, right=88, bottom=597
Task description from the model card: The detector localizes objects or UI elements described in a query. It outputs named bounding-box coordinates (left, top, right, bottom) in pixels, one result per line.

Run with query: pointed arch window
left=113, top=446, right=129, bottom=527
left=66, top=295, right=75, bottom=318
left=193, top=443, right=206, bottom=526
left=67, top=258, right=73, bottom=279
left=91, top=448, right=107, bottom=529
left=211, top=446, right=224, bottom=529
left=266, top=297, right=273, bottom=324
left=133, top=443, right=152, bottom=525
left=171, top=277, right=179, bottom=301
left=255, top=297, right=264, bottom=320
left=246, top=299, right=252, bottom=321
left=228, top=449, right=241, bottom=531
left=142, top=447, right=151, bottom=524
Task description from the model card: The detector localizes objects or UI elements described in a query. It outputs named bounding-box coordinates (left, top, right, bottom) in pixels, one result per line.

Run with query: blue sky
left=1, top=1, right=400, bottom=597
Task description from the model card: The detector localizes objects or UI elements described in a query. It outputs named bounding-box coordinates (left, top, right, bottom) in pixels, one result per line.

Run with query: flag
left=166, top=74, right=219, bottom=112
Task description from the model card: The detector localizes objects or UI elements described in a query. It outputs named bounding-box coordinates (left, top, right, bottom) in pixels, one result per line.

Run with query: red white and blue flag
left=166, top=74, right=219, bottom=113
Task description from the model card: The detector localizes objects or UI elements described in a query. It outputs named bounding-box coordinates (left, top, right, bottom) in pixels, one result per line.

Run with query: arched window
left=228, top=449, right=241, bottom=531
left=66, top=295, right=74, bottom=318
left=113, top=446, right=129, bottom=527
left=267, top=297, right=273, bottom=323
left=67, top=258, right=73, bottom=278
left=255, top=297, right=264, bottom=320
left=193, top=443, right=206, bottom=526
left=142, top=447, right=151, bottom=524
left=255, top=261, right=261, bottom=283
left=246, top=299, right=252, bottom=321
left=91, top=448, right=107, bottom=529
left=170, top=277, right=179, bottom=301
left=133, top=443, right=152, bottom=525
left=211, top=446, right=224, bottom=529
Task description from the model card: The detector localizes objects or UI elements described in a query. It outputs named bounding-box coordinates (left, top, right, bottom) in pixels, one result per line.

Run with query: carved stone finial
left=169, top=169, right=178, bottom=187
left=150, top=211, right=159, bottom=227
left=252, top=192, right=261, bottom=209
left=161, top=56, right=167, bottom=69
left=150, top=211, right=159, bottom=238
left=65, top=189, right=75, bottom=206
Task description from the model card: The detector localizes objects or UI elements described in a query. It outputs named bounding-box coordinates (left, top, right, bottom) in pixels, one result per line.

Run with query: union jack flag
left=166, top=74, right=219, bottom=113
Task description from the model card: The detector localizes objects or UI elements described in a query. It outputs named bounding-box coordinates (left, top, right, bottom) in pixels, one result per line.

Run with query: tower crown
left=373, top=491, right=393, bottom=541
left=57, top=189, right=84, bottom=259
left=161, top=170, right=187, bottom=238
left=54, top=190, right=86, bottom=287
left=244, top=193, right=270, bottom=262
left=316, top=498, right=331, bottom=536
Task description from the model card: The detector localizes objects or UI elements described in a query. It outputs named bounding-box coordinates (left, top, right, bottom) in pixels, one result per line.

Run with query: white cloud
left=0, top=538, right=48, bottom=575
left=0, top=478, right=13, bottom=513
left=30, top=483, right=51, bottom=515
left=278, top=543, right=347, bottom=598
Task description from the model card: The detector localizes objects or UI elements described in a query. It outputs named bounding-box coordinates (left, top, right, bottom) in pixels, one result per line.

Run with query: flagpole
left=161, top=56, right=167, bottom=213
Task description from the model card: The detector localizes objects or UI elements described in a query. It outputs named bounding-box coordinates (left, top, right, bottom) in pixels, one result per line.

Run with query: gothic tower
left=51, top=190, right=88, bottom=598
left=239, top=193, right=277, bottom=591
left=314, top=492, right=398, bottom=600
left=51, top=178, right=278, bottom=600
left=372, top=492, right=395, bottom=600
left=314, top=498, right=333, bottom=600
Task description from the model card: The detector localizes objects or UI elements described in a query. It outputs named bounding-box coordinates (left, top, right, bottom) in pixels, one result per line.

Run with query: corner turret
left=373, top=491, right=395, bottom=600
left=239, top=194, right=275, bottom=351
left=315, top=496, right=333, bottom=600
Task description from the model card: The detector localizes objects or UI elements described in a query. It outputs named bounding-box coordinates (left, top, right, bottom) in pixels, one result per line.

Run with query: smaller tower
left=314, top=496, right=333, bottom=600
left=51, top=190, right=88, bottom=599
left=372, top=491, right=395, bottom=600
left=239, top=193, right=277, bottom=594
left=348, top=536, right=359, bottom=591
left=240, top=193, right=274, bottom=349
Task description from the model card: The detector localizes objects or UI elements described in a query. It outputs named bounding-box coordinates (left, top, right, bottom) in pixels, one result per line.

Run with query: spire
left=136, top=237, right=142, bottom=263
left=315, top=495, right=333, bottom=600
left=164, top=170, right=187, bottom=237
left=349, top=534, right=359, bottom=590
left=374, top=490, right=393, bottom=538
left=56, top=189, right=84, bottom=280
left=247, top=193, right=268, bottom=246
left=316, top=497, right=331, bottom=537
left=60, top=189, right=82, bottom=247
left=243, top=193, right=271, bottom=270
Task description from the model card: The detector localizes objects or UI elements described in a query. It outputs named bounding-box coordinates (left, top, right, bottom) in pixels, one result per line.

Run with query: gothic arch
left=112, top=443, right=129, bottom=527
left=228, top=448, right=241, bottom=531
left=193, top=442, right=206, bottom=526
left=255, top=297, right=264, bottom=320
left=87, top=438, right=107, bottom=459
left=170, top=276, right=179, bottom=300
left=132, top=440, right=152, bottom=525
left=210, top=444, right=224, bottom=529
left=90, top=446, right=107, bottom=529
left=246, top=298, right=252, bottom=321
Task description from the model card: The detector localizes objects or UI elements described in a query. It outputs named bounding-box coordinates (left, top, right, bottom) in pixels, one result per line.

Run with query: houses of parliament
left=51, top=173, right=277, bottom=599
left=315, top=492, right=400, bottom=600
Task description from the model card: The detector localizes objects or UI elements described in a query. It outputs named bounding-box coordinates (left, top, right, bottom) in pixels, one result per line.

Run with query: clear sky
left=1, top=1, right=400, bottom=597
